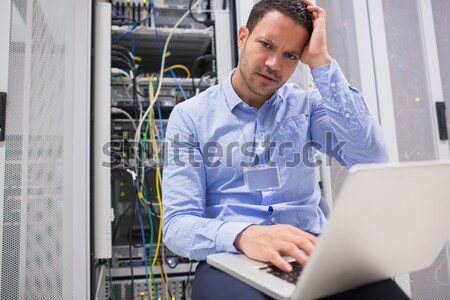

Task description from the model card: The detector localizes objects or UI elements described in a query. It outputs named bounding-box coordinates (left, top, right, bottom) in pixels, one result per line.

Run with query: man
left=163, top=0, right=389, bottom=299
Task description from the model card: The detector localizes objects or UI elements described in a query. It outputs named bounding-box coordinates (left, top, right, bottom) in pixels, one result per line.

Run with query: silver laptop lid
left=295, top=161, right=450, bottom=299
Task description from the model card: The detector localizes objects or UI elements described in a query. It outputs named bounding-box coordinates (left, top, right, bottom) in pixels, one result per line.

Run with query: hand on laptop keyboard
left=260, top=261, right=304, bottom=284
left=233, top=224, right=316, bottom=272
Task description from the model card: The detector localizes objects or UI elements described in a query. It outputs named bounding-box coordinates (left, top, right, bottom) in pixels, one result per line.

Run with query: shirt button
left=344, top=112, right=351, bottom=119
left=330, top=82, right=336, bottom=88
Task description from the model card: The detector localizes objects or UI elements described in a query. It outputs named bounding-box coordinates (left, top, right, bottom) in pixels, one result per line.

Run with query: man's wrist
left=233, top=224, right=255, bottom=252
left=234, top=232, right=243, bottom=251
left=308, top=54, right=332, bottom=70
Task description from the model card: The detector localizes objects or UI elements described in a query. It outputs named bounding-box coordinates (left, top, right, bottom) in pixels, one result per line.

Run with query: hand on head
left=300, top=0, right=332, bottom=69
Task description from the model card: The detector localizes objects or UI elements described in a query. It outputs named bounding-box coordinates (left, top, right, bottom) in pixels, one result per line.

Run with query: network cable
left=189, top=0, right=215, bottom=26
left=155, top=101, right=165, bottom=140
left=112, top=4, right=204, bottom=299
left=133, top=0, right=203, bottom=169
left=150, top=0, right=189, bottom=100
left=136, top=196, right=152, bottom=300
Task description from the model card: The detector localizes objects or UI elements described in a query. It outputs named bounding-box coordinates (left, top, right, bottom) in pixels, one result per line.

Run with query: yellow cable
left=149, top=126, right=163, bottom=269
left=133, top=56, right=142, bottom=62
left=145, top=77, right=156, bottom=300
left=149, top=279, right=154, bottom=300
left=149, top=120, right=163, bottom=271
left=163, top=64, right=191, bottom=78
left=149, top=75, right=163, bottom=269
left=157, top=261, right=168, bottom=294
left=149, top=74, right=155, bottom=103
left=153, top=166, right=163, bottom=269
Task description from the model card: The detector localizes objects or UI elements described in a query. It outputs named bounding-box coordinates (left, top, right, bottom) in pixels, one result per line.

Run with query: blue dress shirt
left=162, top=60, right=388, bottom=260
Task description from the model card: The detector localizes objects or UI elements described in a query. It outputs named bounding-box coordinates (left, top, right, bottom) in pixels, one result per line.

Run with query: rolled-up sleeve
left=310, top=60, right=389, bottom=167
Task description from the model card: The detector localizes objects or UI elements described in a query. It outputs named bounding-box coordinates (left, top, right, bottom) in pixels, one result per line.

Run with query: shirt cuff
left=215, top=221, right=254, bottom=253
left=311, top=59, right=349, bottom=100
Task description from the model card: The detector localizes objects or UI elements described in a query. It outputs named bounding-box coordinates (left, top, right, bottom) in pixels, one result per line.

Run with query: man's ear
left=237, top=26, right=249, bottom=50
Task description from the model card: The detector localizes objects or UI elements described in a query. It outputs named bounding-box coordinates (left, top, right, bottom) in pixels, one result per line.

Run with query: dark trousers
left=192, top=261, right=410, bottom=300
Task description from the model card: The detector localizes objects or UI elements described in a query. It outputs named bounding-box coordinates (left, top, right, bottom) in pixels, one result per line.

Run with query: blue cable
left=154, top=101, right=165, bottom=164
left=113, top=4, right=188, bottom=100
left=155, top=101, right=165, bottom=139
left=169, top=69, right=189, bottom=100
left=112, top=24, right=137, bottom=43
left=150, top=1, right=164, bottom=50
left=136, top=197, right=151, bottom=300
left=112, top=7, right=136, bottom=55
left=151, top=0, right=189, bottom=100
left=131, top=28, right=135, bottom=56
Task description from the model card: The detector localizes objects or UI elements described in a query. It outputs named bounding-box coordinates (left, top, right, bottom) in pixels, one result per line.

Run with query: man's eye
left=286, top=53, right=297, bottom=60
left=260, top=41, right=271, bottom=48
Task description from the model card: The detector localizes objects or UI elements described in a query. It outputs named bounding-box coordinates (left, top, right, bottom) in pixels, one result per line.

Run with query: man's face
left=234, top=10, right=310, bottom=103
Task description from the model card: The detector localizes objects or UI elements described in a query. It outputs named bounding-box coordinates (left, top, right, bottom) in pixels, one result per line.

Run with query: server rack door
left=0, top=0, right=91, bottom=299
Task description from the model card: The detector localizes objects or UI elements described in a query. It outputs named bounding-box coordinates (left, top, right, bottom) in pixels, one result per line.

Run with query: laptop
left=207, top=161, right=450, bottom=300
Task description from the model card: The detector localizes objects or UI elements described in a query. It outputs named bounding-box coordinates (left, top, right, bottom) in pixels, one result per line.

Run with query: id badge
left=243, top=165, right=281, bottom=192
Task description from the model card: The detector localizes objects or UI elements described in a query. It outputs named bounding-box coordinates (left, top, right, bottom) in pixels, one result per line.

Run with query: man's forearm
left=163, top=212, right=252, bottom=260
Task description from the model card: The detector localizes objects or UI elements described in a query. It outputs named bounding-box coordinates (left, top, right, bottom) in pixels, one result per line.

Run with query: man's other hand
left=300, top=0, right=332, bottom=69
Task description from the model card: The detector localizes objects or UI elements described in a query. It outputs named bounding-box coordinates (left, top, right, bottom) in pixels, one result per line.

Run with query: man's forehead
left=249, top=15, right=308, bottom=53
left=251, top=10, right=308, bottom=35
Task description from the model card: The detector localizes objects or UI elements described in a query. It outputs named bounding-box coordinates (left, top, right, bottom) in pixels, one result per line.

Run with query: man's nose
left=265, top=54, right=282, bottom=71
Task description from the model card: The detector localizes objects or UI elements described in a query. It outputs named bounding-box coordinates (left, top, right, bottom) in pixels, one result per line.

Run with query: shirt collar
left=221, top=69, right=285, bottom=112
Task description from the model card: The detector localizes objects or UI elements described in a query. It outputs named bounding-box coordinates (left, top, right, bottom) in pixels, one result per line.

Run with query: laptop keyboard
left=260, top=261, right=303, bottom=284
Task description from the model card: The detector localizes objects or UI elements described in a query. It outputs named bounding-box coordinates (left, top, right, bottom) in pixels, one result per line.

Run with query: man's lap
left=192, top=261, right=273, bottom=300
left=191, top=261, right=410, bottom=300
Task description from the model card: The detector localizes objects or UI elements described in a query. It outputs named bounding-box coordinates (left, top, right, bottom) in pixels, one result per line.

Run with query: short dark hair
left=246, top=0, right=313, bottom=36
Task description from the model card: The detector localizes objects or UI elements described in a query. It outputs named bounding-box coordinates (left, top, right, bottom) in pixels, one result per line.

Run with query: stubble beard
left=239, top=66, right=279, bottom=98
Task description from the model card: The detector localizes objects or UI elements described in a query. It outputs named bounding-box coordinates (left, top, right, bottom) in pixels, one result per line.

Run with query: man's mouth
left=258, top=73, right=277, bottom=84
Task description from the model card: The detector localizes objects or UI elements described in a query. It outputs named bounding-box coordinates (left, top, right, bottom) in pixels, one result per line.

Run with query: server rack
left=93, top=1, right=226, bottom=299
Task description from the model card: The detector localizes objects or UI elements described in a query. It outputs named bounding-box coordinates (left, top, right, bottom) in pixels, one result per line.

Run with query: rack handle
left=436, top=102, right=448, bottom=141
